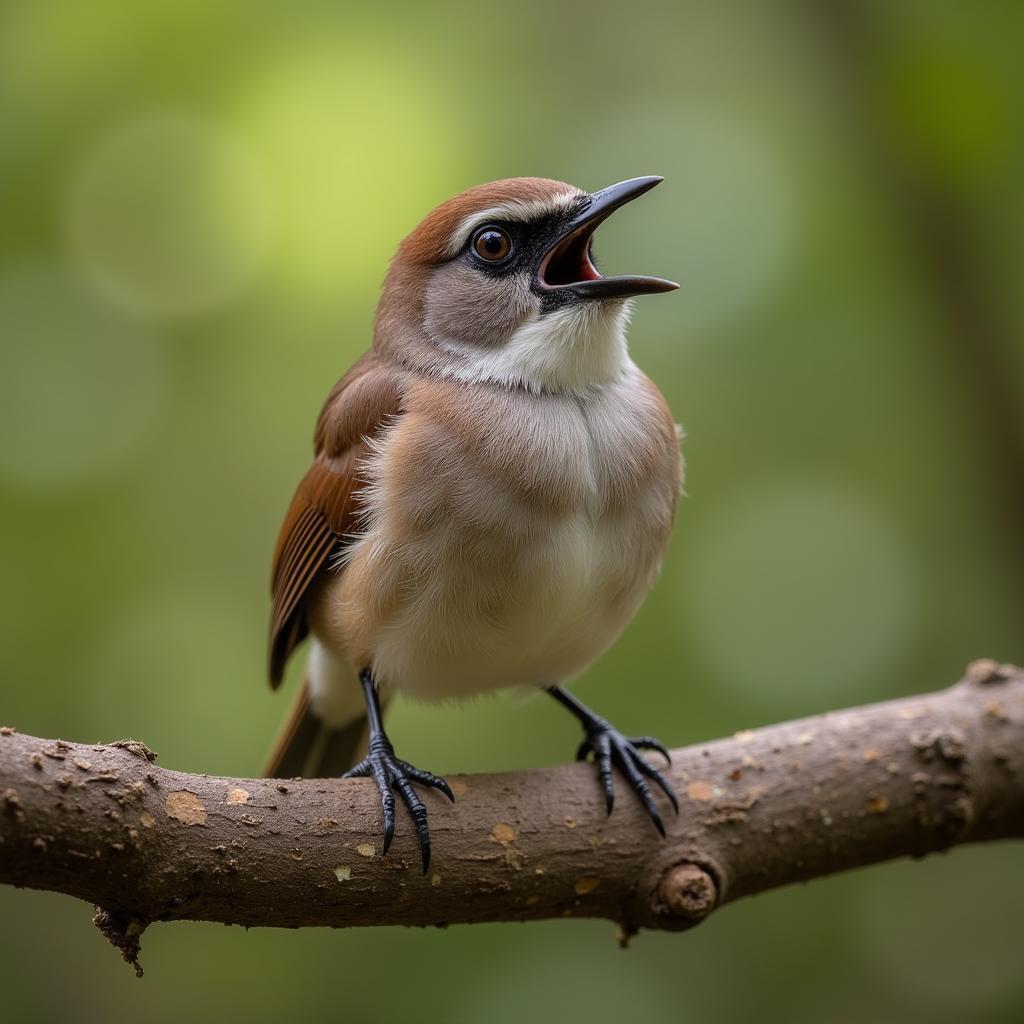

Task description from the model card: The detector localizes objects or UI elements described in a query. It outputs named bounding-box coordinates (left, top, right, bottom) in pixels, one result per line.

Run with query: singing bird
left=265, top=176, right=683, bottom=871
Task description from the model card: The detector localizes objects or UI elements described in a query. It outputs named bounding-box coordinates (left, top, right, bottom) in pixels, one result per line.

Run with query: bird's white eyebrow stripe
left=444, top=192, right=585, bottom=258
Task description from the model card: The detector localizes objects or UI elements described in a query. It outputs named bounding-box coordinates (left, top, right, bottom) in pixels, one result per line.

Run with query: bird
left=263, top=175, right=683, bottom=872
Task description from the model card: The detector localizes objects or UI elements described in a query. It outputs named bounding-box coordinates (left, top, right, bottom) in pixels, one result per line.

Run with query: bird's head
left=374, top=176, right=677, bottom=393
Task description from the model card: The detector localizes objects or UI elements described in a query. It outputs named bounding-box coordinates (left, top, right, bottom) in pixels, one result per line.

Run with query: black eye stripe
left=459, top=213, right=578, bottom=286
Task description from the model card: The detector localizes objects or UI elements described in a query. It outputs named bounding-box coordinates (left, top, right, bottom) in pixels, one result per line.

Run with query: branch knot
left=655, top=863, right=718, bottom=925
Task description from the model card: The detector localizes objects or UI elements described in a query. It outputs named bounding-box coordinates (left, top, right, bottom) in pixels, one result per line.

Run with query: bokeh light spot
left=67, top=115, right=271, bottom=317
left=0, top=265, right=165, bottom=491
left=233, top=42, right=459, bottom=302
left=681, top=481, right=922, bottom=708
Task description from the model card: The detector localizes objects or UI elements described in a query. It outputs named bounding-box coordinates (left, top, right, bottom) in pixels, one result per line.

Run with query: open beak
left=536, top=176, right=679, bottom=300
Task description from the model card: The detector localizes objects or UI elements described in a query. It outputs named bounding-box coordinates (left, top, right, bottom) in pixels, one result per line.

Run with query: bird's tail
left=262, top=677, right=371, bottom=779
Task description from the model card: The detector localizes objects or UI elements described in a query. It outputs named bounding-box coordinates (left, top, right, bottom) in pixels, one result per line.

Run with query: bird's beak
left=536, top=176, right=679, bottom=300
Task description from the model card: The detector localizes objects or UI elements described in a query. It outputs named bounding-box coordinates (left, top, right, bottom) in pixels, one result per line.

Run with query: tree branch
left=2, top=660, right=1022, bottom=974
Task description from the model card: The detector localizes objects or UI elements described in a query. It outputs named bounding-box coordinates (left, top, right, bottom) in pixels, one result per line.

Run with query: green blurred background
left=2, top=1, right=1023, bottom=1021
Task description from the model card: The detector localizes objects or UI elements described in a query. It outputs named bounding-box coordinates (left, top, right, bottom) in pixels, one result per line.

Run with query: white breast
left=317, top=362, right=679, bottom=702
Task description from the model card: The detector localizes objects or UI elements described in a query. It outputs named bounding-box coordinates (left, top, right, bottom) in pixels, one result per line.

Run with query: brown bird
left=264, top=176, right=682, bottom=871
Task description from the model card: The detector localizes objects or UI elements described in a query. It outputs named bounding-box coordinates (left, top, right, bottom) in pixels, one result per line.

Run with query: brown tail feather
left=262, top=678, right=372, bottom=779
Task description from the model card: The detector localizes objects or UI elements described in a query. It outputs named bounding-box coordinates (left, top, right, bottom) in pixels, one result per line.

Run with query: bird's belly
left=318, top=509, right=658, bottom=701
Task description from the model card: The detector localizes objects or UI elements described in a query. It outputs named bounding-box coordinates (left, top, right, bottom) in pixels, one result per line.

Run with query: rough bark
left=1, top=660, right=1022, bottom=975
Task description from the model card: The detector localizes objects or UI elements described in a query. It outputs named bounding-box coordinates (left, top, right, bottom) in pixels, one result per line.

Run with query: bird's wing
left=267, top=352, right=402, bottom=687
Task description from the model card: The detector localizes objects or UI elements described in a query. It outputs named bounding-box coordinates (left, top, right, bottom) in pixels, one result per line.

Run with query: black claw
left=592, top=731, right=615, bottom=814
left=393, top=776, right=431, bottom=873
left=631, top=737, right=672, bottom=765
left=546, top=686, right=676, bottom=835
left=580, top=724, right=676, bottom=832
left=617, top=750, right=666, bottom=835
left=630, top=749, right=680, bottom=813
left=402, top=762, right=456, bottom=803
left=343, top=745, right=451, bottom=873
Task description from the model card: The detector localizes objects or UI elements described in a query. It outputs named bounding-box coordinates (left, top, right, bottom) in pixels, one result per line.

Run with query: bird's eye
left=472, top=227, right=512, bottom=263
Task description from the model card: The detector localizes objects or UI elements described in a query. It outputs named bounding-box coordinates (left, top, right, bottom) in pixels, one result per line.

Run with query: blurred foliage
left=1, top=1, right=1023, bottom=1021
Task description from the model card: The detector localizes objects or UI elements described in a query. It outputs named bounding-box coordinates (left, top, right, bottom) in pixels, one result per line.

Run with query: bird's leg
left=343, top=669, right=453, bottom=872
left=545, top=685, right=678, bottom=836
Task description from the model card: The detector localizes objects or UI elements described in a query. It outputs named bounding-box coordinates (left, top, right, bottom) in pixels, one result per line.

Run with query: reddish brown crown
left=398, top=177, right=583, bottom=265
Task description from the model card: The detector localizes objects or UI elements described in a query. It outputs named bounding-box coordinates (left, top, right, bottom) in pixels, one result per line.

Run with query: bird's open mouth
left=540, top=222, right=603, bottom=287
left=536, top=176, right=679, bottom=300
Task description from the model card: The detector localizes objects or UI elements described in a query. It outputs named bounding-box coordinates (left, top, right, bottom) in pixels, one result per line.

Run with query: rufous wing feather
left=267, top=352, right=402, bottom=687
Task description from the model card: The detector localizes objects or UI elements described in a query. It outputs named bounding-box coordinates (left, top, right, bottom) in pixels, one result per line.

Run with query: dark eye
left=472, top=226, right=512, bottom=262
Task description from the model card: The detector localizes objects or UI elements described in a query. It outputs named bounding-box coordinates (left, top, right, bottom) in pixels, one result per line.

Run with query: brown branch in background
left=1, top=660, right=1022, bottom=976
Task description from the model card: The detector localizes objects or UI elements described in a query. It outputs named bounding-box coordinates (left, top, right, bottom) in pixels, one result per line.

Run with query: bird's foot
left=344, top=735, right=454, bottom=873
left=575, top=719, right=678, bottom=836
